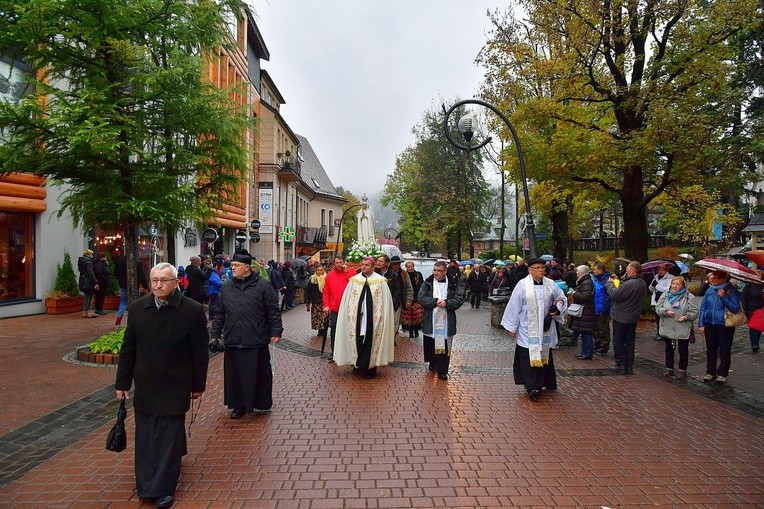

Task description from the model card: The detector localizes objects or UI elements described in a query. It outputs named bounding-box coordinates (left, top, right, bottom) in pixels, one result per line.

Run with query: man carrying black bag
left=116, top=262, right=209, bottom=508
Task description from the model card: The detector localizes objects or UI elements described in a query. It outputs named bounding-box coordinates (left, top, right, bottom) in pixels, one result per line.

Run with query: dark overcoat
left=569, top=276, right=596, bottom=332
left=115, top=289, right=209, bottom=416
left=210, top=271, right=283, bottom=348
left=418, top=274, right=466, bottom=337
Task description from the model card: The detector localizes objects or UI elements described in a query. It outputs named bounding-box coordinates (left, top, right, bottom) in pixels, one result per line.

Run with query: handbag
left=724, top=306, right=747, bottom=328
left=748, top=308, right=764, bottom=332
left=689, top=326, right=696, bottom=344
left=105, top=396, right=127, bottom=453
left=566, top=303, right=584, bottom=318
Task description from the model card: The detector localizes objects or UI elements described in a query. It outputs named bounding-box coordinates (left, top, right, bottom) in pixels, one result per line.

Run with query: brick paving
left=0, top=304, right=762, bottom=508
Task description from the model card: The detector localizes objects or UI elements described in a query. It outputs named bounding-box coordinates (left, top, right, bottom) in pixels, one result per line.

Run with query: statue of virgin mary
left=356, top=195, right=375, bottom=243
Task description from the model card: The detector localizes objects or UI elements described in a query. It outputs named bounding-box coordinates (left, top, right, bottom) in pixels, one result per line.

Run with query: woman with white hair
left=568, top=265, right=597, bottom=360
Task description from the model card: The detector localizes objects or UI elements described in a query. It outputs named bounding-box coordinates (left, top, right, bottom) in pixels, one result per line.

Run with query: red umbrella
left=694, top=258, right=763, bottom=285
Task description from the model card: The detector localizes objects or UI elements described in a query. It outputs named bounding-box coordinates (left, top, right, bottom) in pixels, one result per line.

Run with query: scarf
left=523, top=276, right=554, bottom=367
left=432, top=278, right=448, bottom=350
left=666, top=288, right=686, bottom=307
left=310, top=272, right=327, bottom=292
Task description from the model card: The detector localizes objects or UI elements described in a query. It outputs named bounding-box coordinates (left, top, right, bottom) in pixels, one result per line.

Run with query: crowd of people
left=109, top=248, right=761, bottom=507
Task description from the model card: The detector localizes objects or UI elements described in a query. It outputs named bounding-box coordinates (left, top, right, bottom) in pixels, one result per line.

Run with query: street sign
left=250, top=232, right=261, bottom=243
left=250, top=219, right=261, bottom=229
left=235, top=230, right=248, bottom=243
left=201, top=228, right=218, bottom=243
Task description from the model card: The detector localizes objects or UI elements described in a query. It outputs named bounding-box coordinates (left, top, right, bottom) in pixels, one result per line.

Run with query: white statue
left=356, top=195, right=376, bottom=243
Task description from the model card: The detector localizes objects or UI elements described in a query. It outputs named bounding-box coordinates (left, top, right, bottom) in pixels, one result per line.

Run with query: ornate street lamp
left=442, top=99, right=537, bottom=259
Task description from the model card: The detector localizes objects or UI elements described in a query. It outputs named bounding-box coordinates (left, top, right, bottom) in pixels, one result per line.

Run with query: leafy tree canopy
left=478, top=0, right=759, bottom=260
left=0, top=0, right=251, bottom=230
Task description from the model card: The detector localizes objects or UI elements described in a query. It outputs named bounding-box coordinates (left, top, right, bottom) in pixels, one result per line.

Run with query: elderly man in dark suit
left=116, top=262, right=209, bottom=508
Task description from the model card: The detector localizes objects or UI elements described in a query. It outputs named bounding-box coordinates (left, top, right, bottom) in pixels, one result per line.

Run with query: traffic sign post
left=235, top=230, right=248, bottom=244
left=250, top=232, right=261, bottom=243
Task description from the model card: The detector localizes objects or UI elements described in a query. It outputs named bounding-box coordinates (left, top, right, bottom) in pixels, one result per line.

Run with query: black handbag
left=105, top=396, right=127, bottom=453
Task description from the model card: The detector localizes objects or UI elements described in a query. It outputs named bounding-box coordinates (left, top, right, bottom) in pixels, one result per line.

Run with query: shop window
left=0, top=212, right=34, bottom=302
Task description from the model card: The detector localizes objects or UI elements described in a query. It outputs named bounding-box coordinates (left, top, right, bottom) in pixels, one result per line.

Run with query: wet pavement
left=0, top=303, right=762, bottom=508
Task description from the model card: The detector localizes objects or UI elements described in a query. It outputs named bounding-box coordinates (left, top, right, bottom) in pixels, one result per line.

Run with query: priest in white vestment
left=334, top=256, right=395, bottom=378
left=501, top=257, right=567, bottom=400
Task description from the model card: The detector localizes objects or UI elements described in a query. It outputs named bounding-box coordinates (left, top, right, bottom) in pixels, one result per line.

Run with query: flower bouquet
left=346, top=240, right=384, bottom=262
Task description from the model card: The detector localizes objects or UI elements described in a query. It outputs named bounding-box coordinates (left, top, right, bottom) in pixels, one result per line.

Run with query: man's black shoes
left=528, top=389, right=541, bottom=401
left=230, top=408, right=245, bottom=419
left=155, top=495, right=174, bottom=507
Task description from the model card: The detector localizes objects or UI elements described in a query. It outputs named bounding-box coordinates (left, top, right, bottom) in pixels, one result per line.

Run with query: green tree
left=0, top=0, right=251, bottom=301
left=478, top=0, right=758, bottom=261
left=383, top=103, right=490, bottom=258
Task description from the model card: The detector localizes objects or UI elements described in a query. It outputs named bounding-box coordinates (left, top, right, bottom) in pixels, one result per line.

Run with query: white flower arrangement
left=346, top=240, right=384, bottom=262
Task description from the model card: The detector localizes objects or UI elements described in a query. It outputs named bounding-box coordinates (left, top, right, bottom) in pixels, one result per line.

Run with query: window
left=321, top=208, right=326, bottom=228
left=0, top=212, right=34, bottom=302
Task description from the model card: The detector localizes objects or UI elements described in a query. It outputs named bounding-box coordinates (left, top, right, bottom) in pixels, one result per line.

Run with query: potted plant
left=45, top=251, right=83, bottom=315
left=102, top=252, right=122, bottom=310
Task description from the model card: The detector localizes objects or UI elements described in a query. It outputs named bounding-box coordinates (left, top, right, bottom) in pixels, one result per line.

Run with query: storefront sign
left=201, top=228, right=219, bottom=243
left=258, top=182, right=273, bottom=234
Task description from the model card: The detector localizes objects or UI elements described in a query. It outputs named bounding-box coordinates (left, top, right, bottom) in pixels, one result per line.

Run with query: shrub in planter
left=47, top=251, right=80, bottom=299
left=105, top=251, right=121, bottom=296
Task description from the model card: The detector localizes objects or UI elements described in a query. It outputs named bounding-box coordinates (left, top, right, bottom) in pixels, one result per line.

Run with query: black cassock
left=355, top=277, right=374, bottom=370
left=224, top=345, right=273, bottom=412
left=134, top=413, right=186, bottom=498
left=513, top=345, right=557, bottom=393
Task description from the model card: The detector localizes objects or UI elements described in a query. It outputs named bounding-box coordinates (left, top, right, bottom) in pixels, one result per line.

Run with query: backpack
left=592, top=276, right=608, bottom=315
left=220, top=267, right=232, bottom=282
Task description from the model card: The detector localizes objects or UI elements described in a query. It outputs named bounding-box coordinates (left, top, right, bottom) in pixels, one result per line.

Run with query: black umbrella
left=286, top=258, right=307, bottom=267
left=105, top=396, right=127, bottom=453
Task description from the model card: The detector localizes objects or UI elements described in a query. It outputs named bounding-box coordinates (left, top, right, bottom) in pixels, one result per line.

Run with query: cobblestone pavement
left=0, top=304, right=762, bottom=508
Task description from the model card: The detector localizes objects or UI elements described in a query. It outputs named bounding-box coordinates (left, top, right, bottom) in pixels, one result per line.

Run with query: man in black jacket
left=607, top=261, right=648, bottom=374
left=418, top=261, right=465, bottom=380
left=185, top=255, right=210, bottom=304
left=211, top=249, right=283, bottom=418
left=116, top=262, right=208, bottom=507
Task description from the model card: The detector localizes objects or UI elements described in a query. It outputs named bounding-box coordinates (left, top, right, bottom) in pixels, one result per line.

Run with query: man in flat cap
left=501, top=257, right=567, bottom=401
left=211, top=249, right=283, bottom=418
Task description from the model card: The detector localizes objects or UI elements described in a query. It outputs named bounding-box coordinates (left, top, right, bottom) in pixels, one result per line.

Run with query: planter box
left=45, top=296, right=84, bottom=315
left=103, top=295, right=121, bottom=310
left=77, top=346, right=119, bottom=364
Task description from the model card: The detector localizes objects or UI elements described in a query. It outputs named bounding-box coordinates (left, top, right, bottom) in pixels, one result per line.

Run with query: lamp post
left=442, top=99, right=537, bottom=259
left=333, top=203, right=362, bottom=259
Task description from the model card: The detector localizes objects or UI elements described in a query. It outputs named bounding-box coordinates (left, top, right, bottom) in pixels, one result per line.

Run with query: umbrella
left=641, top=259, right=678, bottom=275
left=213, top=253, right=229, bottom=260
left=502, top=259, right=519, bottom=265
left=105, top=396, right=127, bottom=453
left=540, top=254, right=554, bottom=261
left=675, top=261, right=690, bottom=274
left=482, top=258, right=496, bottom=266
left=744, top=250, right=764, bottom=268
left=678, top=253, right=694, bottom=260
left=694, top=258, right=763, bottom=286
left=286, top=258, right=307, bottom=267
left=506, top=255, right=523, bottom=261
left=494, top=260, right=506, bottom=266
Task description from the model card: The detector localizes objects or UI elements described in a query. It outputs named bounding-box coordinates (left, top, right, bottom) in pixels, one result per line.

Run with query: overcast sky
left=252, top=1, right=504, bottom=198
